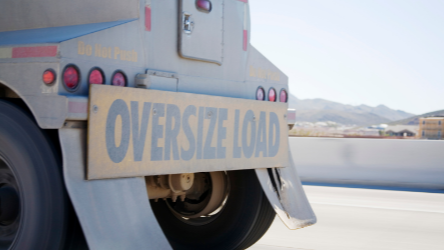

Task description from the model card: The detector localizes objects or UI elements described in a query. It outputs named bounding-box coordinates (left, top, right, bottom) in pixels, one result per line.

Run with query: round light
left=112, top=72, right=126, bottom=87
left=42, top=69, right=55, bottom=85
left=89, top=69, right=104, bottom=85
left=268, top=88, right=276, bottom=102
left=63, top=66, right=79, bottom=90
left=256, top=87, right=265, bottom=101
left=279, top=89, right=288, bottom=102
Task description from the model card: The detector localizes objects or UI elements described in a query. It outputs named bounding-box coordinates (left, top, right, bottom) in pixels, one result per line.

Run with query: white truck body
left=0, top=1, right=316, bottom=249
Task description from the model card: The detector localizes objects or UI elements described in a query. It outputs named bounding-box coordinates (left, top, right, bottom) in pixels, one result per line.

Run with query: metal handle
left=183, top=13, right=194, bottom=34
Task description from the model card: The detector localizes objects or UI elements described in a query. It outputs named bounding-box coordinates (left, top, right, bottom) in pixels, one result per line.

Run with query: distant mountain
left=388, top=110, right=444, bottom=125
left=293, top=109, right=391, bottom=126
left=288, top=94, right=415, bottom=126
left=354, top=104, right=414, bottom=121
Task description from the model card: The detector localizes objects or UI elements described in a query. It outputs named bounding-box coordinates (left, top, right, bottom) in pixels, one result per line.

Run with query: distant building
left=419, top=116, right=444, bottom=140
left=367, top=124, right=388, bottom=130
left=385, top=125, right=418, bottom=137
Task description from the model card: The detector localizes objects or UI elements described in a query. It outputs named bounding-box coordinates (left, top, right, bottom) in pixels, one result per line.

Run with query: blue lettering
left=106, top=99, right=130, bottom=163
left=232, top=109, right=242, bottom=158
left=217, top=108, right=228, bottom=159
left=242, top=110, right=256, bottom=158
left=151, top=103, right=165, bottom=161
left=268, top=112, right=280, bottom=157
left=197, top=107, right=204, bottom=159
left=164, top=104, right=181, bottom=160
left=255, top=111, right=267, bottom=157
left=203, top=107, right=217, bottom=159
left=181, top=105, right=196, bottom=161
left=131, top=101, right=151, bottom=162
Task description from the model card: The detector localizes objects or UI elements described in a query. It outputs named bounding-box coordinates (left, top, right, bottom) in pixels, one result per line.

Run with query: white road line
left=311, top=201, right=444, bottom=213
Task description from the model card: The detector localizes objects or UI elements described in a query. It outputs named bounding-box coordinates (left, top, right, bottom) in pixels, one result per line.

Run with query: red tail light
left=112, top=72, right=126, bottom=87
left=196, top=0, right=212, bottom=12
left=63, top=66, right=79, bottom=90
left=268, top=88, right=276, bottom=102
left=89, top=69, right=104, bottom=85
left=42, top=69, right=55, bottom=85
left=279, top=89, right=288, bottom=102
left=256, top=87, right=265, bottom=101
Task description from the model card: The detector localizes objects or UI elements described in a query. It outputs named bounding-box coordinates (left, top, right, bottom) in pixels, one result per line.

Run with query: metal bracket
left=146, top=69, right=178, bottom=79
left=63, top=121, right=87, bottom=129
left=135, top=69, right=178, bottom=89
left=135, top=72, right=150, bottom=89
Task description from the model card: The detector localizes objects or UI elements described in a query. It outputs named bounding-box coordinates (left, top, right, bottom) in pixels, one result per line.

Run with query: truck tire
left=151, top=169, right=275, bottom=250
left=0, top=100, right=69, bottom=250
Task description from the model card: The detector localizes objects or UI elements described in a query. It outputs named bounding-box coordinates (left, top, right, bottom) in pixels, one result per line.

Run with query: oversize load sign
left=88, top=85, right=289, bottom=179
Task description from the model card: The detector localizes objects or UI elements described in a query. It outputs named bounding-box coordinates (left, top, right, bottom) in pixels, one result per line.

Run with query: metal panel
left=0, top=0, right=139, bottom=32
left=59, top=127, right=172, bottom=250
left=246, top=46, right=288, bottom=86
left=0, top=61, right=68, bottom=129
left=256, top=148, right=317, bottom=230
left=146, top=0, right=248, bottom=86
left=88, top=84, right=289, bottom=179
left=179, top=0, right=224, bottom=64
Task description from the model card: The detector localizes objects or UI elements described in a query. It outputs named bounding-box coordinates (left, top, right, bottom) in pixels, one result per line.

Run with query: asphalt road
left=249, top=185, right=444, bottom=250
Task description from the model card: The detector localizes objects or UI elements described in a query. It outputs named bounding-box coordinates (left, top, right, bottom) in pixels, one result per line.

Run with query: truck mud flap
left=59, top=127, right=172, bottom=249
left=256, top=148, right=317, bottom=229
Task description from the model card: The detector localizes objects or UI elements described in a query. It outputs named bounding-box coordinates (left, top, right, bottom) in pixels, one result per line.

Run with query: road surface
left=250, top=185, right=444, bottom=250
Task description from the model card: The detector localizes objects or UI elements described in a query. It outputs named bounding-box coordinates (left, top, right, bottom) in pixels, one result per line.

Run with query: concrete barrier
left=290, top=137, right=444, bottom=190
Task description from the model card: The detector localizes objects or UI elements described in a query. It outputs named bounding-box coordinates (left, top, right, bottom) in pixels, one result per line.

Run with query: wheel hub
left=166, top=171, right=229, bottom=225
left=0, top=186, right=19, bottom=224
left=0, top=158, right=20, bottom=244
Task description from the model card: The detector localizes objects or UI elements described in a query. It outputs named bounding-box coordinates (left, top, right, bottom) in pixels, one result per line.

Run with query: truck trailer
left=0, top=0, right=316, bottom=249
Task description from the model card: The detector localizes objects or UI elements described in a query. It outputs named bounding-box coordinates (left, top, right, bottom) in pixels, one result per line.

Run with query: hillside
left=288, top=94, right=415, bottom=126
left=388, top=110, right=444, bottom=125
left=294, top=110, right=391, bottom=125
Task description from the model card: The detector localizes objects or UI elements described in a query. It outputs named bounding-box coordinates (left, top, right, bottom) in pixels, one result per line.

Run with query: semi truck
left=0, top=0, right=316, bottom=249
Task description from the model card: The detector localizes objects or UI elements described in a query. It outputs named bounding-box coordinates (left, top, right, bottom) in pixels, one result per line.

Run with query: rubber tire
left=0, top=100, right=69, bottom=249
left=151, top=169, right=276, bottom=250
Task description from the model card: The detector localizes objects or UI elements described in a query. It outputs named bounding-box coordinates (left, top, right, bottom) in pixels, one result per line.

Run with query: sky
left=249, top=0, right=444, bottom=115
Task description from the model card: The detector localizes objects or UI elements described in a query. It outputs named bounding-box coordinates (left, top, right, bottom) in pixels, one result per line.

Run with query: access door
left=179, top=0, right=224, bottom=65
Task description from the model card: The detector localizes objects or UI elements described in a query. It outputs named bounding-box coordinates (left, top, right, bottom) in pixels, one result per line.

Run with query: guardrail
left=290, top=137, right=444, bottom=190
